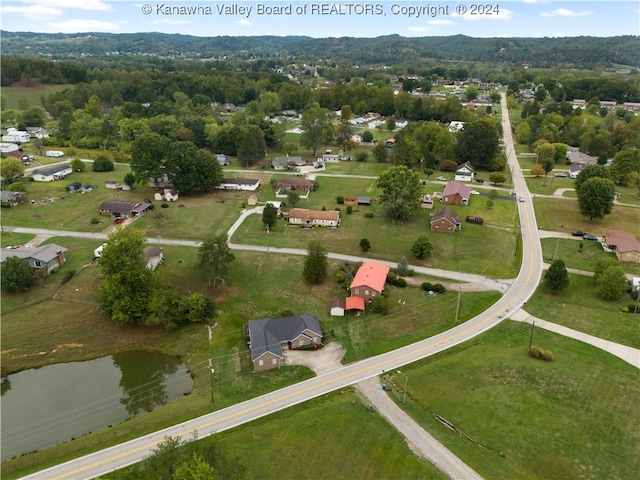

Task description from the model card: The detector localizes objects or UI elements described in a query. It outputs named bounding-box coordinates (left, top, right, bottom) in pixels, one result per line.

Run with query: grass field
left=524, top=273, right=640, bottom=348
left=1, top=84, right=71, bottom=111
left=391, top=321, right=640, bottom=480
left=533, top=196, right=640, bottom=238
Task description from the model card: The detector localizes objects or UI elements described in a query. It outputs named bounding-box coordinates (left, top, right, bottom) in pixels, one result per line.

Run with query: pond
left=1, top=351, right=193, bottom=461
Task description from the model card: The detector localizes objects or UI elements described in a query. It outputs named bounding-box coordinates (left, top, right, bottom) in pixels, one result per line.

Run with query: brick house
left=441, top=181, right=471, bottom=206
left=431, top=206, right=462, bottom=233
left=350, top=261, right=390, bottom=302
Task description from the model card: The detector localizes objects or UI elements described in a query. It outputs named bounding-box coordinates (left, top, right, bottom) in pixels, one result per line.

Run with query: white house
left=0, top=142, right=20, bottom=154
left=217, top=178, right=260, bottom=191
left=288, top=208, right=341, bottom=228
left=454, top=162, right=475, bottom=182
left=448, top=121, right=465, bottom=133
left=143, top=247, right=164, bottom=271
left=31, top=164, right=73, bottom=182
left=2, top=128, right=30, bottom=143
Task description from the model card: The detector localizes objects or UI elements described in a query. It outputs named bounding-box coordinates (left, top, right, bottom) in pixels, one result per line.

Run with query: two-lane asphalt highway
left=20, top=94, right=544, bottom=480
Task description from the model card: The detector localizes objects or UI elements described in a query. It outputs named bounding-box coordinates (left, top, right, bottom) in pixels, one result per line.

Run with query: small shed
left=330, top=299, right=345, bottom=317
left=66, top=181, right=82, bottom=193
left=247, top=194, right=258, bottom=206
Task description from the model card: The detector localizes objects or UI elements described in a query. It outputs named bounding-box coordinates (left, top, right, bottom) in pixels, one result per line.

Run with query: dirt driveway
left=283, top=342, right=346, bottom=374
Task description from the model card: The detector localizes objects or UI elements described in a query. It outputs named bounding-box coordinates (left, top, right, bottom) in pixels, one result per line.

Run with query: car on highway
left=583, top=234, right=598, bottom=241
left=470, top=189, right=480, bottom=195
left=519, top=196, right=525, bottom=202
left=572, top=230, right=585, bottom=236
left=436, top=176, right=446, bottom=181
left=554, top=172, right=568, bottom=177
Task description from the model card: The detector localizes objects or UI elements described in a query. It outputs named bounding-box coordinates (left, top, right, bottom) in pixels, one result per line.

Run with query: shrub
left=346, top=205, right=353, bottom=214
left=528, top=345, right=554, bottom=362
left=624, top=304, right=639, bottom=313
left=393, top=278, right=407, bottom=288
left=92, top=156, right=114, bottom=172
left=421, top=282, right=434, bottom=291
left=89, top=217, right=101, bottom=224
left=336, top=196, right=345, bottom=204
left=364, top=212, right=374, bottom=218
left=433, top=283, right=446, bottom=293
left=335, top=270, right=346, bottom=284
left=386, top=271, right=398, bottom=284
left=160, top=202, right=169, bottom=208
left=440, top=159, right=458, bottom=171
left=279, top=309, right=294, bottom=317
left=8, top=182, right=26, bottom=192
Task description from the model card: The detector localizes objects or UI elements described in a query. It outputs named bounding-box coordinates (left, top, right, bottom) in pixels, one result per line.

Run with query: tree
left=237, top=125, right=266, bottom=168
left=359, top=238, right=371, bottom=252
left=455, top=119, right=499, bottom=168
left=70, top=158, right=85, bottom=172
left=464, top=84, right=480, bottom=101
left=174, top=453, right=217, bottom=480
left=376, top=165, right=422, bottom=222
left=181, top=293, right=215, bottom=324
left=574, top=164, right=611, bottom=193
left=93, top=155, right=114, bottom=172
left=300, top=107, right=334, bottom=158
left=262, top=203, right=278, bottom=228
left=610, top=148, right=640, bottom=186
left=123, top=171, right=136, bottom=190
left=594, top=257, right=620, bottom=284
left=596, top=266, right=628, bottom=300
left=1, top=256, right=35, bottom=293
left=287, top=190, right=300, bottom=209
left=397, top=257, right=409, bottom=276
left=303, top=240, right=328, bottom=284
left=99, top=227, right=154, bottom=326
left=544, top=259, right=569, bottom=293
left=530, top=164, right=545, bottom=177
left=164, top=141, right=200, bottom=195
left=489, top=172, right=506, bottom=185
left=411, top=234, right=433, bottom=258
left=577, top=177, right=615, bottom=221
left=0, top=158, right=24, bottom=186
left=541, top=158, right=554, bottom=183
left=131, top=132, right=170, bottom=184
left=198, top=233, right=235, bottom=288
left=372, top=143, right=388, bottom=163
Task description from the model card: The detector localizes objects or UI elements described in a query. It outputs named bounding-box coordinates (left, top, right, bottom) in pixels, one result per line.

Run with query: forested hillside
left=2, top=31, right=638, bottom=69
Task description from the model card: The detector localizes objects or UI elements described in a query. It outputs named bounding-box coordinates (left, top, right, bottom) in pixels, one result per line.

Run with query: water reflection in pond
left=1, top=351, right=192, bottom=461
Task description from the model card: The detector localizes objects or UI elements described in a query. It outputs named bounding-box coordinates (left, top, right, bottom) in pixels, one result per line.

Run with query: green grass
left=524, top=274, right=640, bottom=348
left=391, top=321, right=640, bottom=480
left=533, top=196, right=640, bottom=238
left=539, top=237, right=640, bottom=275
left=0, top=231, right=35, bottom=248
left=1, top=84, right=71, bottom=111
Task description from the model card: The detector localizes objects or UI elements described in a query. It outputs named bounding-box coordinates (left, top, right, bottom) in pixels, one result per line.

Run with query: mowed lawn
left=524, top=274, right=640, bottom=349
left=2, top=84, right=71, bottom=110
left=393, top=321, right=640, bottom=480
left=533, top=197, right=640, bottom=237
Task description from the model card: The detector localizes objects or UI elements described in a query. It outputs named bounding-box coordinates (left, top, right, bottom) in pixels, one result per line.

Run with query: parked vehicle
left=572, top=231, right=585, bottom=237
left=436, top=176, right=446, bottom=181
left=583, top=234, right=598, bottom=241
left=554, top=172, right=568, bottom=177
left=470, top=190, right=480, bottom=195
left=475, top=177, right=485, bottom=183
left=519, top=196, right=525, bottom=202
left=113, top=217, right=125, bottom=224
left=45, top=150, right=64, bottom=157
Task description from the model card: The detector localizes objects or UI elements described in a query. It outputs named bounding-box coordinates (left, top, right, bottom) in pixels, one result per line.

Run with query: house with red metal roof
left=441, top=180, right=471, bottom=206
left=350, top=261, right=390, bottom=302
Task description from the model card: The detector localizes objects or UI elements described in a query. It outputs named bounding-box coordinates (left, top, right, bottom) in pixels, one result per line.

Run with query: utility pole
left=528, top=320, right=535, bottom=350
left=208, top=359, right=215, bottom=403
left=266, top=226, right=270, bottom=254
left=397, top=370, right=408, bottom=405
left=455, top=285, right=462, bottom=323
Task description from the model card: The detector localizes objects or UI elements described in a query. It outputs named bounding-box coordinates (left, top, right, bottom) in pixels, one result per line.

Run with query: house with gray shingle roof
left=0, top=244, right=67, bottom=276
left=30, top=164, right=72, bottom=182
left=247, top=315, right=323, bottom=372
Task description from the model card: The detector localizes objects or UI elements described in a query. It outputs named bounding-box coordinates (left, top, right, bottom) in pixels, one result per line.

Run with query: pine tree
left=544, top=259, right=569, bottom=293
left=303, top=240, right=327, bottom=284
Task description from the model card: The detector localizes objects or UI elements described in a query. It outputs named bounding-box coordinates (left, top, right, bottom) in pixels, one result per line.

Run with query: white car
left=470, top=189, right=480, bottom=195
left=436, top=176, right=446, bottom=181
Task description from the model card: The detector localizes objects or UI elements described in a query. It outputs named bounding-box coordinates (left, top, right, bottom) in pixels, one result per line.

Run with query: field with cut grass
left=533, top=197, right=640, bottom=238
left=392, top=321, right=640, bottom=480
left=1, top=84, right=71, bottom=111
left=524, top=273, right=640, bottom=348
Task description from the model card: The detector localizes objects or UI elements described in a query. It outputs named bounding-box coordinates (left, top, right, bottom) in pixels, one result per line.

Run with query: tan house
left=350, top=261, right=390, bottom=302
left=288, top=208, right=340, bottom=227
left=247, top=315, right=323, bottom=372
left=275, top=177, right=315, bottom=192
left=604, top=231, right=640, bottom=264
left=431, top=206, right=462, bottom=233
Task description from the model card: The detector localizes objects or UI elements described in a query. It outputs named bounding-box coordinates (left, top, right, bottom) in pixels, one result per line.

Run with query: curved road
left=20, top=94, right=544, bottom=480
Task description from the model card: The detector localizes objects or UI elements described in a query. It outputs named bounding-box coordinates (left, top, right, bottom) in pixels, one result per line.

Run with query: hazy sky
left=1, top=1, right=639, bottom=38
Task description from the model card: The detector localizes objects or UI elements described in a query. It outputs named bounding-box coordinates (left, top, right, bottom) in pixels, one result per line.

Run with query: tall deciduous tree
left=376, top=165, right=422, bottom=222
left=262, top=203, right=278, bottom=228
left=574, top=164, right=611, bottom=193
left=300, top=107, right=334, bottom=158
left=544, top=259, right=569, bottom=293
left=303, top=240, right=328, bottom=284
left=577, top=176, right=615, bottom=221
left=131, top=132, right=170, bottom=184
left=1, top=256, right=35, bottom=293
left=610, top=148, right=640, bottom=186
left=454, top=119, right=499, bottom=168
left=0, top=158, right=24, bottom=186
left=99, top=227, right=153, bottom=326
left=198, top=233, right=235, bottom=288
left=237, top=125, right=266, bottom=168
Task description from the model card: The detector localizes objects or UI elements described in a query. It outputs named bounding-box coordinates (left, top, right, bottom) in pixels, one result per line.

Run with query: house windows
left=34, top=260, right=42, bottom=268
left=355, top=288, right=359, bottom=294
left=299, top=339, right=304, bottom=346
left=365, top=290, right=369, bottom=296
left=258, top=359, right=264, bottom=366
left=313, top=337, right=318, bottom=343
left=272, top=358, right=277, bottom=365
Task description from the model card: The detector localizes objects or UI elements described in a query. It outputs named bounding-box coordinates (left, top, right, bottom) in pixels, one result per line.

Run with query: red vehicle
left=113, top=217, right=125, bottom=224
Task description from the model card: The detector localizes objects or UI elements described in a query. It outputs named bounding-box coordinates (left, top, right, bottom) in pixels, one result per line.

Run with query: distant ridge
left=1, top=31, right=638, bottom=69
